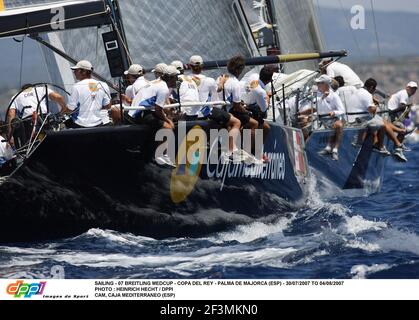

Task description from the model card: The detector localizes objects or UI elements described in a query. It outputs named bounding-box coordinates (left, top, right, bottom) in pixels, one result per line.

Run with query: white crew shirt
left=10, top=86, right=55, bottom=119
left=132, top=76, right=149, bottom=97
left=346, top=88, right=374, bottom=123
left=326, top=62, right=363, bottom=88
left=338, top=85, right=357, bottom=110
left=125, top=85, right=134, bottom=101
left=242, top=73, right=269, bottom=112
left=67, top=79, right=111, bottom=128
left=388, top=89, right=412, bottom=111
left=191, top=74, right=218, bottom=103
left=316, top=90, right=345, bottom=117
left=0, top=137, right=14, bottom=163
left=224, top=75, right=244, bottom=111
left=175, top=75, right=200, bottom=116
left=130, top=79, right=170, bottom=118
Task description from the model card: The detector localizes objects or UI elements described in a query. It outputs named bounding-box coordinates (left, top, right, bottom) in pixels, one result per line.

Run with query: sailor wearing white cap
left=122, top=64, right=147, bottom=104
left=188, top=55, right=219, bottom=105
left=127, top=64, right=149, bottom=101
left=315, top=74, right=346, bottom=161
left=386, top=81, right=418, bottom=155
left=388, top=81, right=418, bottom=116
left=130, top=65, right=177, bottom=166
left=188, top=55, right=242, bottom=156
left=64, top=60, right=112, bottom=128
left=8, top=83, right=67, bottom=146
left=171, top=60, right=185, bottom=74
left=152, top=63, right=168, bottom=80
left=169, top=60, right=201, bottom=118
left=130, top=65, right=176, bottom=129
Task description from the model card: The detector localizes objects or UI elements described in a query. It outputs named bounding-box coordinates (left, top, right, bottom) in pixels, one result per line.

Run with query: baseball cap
left=407, top=81, right=418, bottom=88
left=164, top=65, right=181, bottom=77
left=315, top=75, right=332, bottom=84
left=124, top=64, right=143, bottom=76
left=189, top=55, right=204, bottom=66
left=171, top=60, right=184, bottom=71
left=71, top=60, right=93, bottom=72
left=152, top=63, right=168, bottom=74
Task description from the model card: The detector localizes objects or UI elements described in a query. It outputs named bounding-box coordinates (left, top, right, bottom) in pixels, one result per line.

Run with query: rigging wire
left=314, top=0, right=328, bottom=49
left=19, top=35, right=26, bottom=88
left=370, top=0, right=382, bottom=57
left=95, top=26, right=100, bottom=67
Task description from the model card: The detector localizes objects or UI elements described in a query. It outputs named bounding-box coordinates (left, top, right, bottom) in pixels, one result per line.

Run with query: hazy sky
left=316, top=0, right=419, bottom=14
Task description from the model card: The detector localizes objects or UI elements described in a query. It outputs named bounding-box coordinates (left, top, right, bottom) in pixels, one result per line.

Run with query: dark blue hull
left=0, top=122, right=308, bottom=242
left=305, top=128, right=388, bottom=192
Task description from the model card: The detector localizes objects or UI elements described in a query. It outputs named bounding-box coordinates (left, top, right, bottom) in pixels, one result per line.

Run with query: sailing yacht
left=0, top=0, right=349, bottom=243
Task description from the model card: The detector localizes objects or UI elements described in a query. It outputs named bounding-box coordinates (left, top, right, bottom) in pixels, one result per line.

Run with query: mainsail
left=0, top=0, right=324, bottom=88
left=269, top=0, right=324, bottom=73
left=0, top=0, right=113, bottom=91
left=119, top=0, right=251, bottom=69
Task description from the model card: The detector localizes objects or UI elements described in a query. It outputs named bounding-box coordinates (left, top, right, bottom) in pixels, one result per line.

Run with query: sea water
left=0, top=144, right=418, bottom=280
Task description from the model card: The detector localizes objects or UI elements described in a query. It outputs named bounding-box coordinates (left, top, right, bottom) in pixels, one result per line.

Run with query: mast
left=265, top=0, right=281, bottom=54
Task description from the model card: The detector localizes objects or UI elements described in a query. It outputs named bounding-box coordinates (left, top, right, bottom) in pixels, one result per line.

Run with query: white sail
left=118, top=0, right=252, bottom=69
left=1, top=0, right=324, bottom=88
left=269, top=0, right=324, bottom=73
left=33, top=0, right=255, bottom=87
left=0, top=0, right=112, bottom=93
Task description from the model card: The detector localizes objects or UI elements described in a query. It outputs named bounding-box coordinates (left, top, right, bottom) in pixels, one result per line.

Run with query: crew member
left=130, top=65, right=177, bottom=166
left=189, top=55, right=220, bottom=105
left=347, top=78, right=389, bottom=155
left=314, top=75, right=346, bottom=161
left=334, top=76, right=356, bottom=118
left=0, top=121, right=14, bottom=174
left=8, top=83, right=66, bottom=147
left=171, top=61, right=185, bottom=75
left=62, top=60, right=112, bottom=129
left=220, top=56, right=260, bottom=162
left=220, top=57, right=254, bottom=127
left=122, top=64, right=148, bottom=105
left=387, top=81, right=418, bottom=152
left=242, top=67, right=272, bottom=146
left=152, top=63, right=168, bottom=80
left=175, top=75, right=201, bottom=121
left=188, top=55, right=242, bottom=159
left=320, top=59, right=363, bottom=89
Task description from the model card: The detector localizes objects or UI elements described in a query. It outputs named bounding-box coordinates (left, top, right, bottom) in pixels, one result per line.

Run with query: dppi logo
left=6, top=280, right=46, bottom=298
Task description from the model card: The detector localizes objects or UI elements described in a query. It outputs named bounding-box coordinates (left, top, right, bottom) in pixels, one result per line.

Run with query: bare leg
left=262, top=122, right=271, bottom=142
left=377, top=127, right=385, bottom=148
left=110, top=107, right=122, bottom=125
left=244, top=117, right=259, bottom=155
left=333, top=120, right=344, bottom=150
left=384, top=122, right=402, bottom=148
left=228, top=115, right=241, bottom=153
